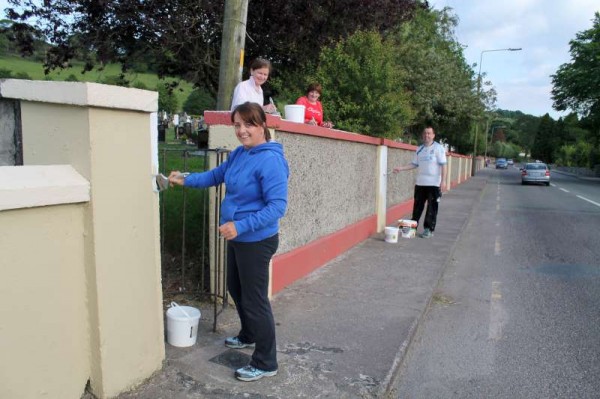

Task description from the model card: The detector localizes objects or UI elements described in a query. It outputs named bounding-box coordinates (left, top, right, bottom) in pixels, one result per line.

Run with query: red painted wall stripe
left=271, top=214, right=377, bottom=294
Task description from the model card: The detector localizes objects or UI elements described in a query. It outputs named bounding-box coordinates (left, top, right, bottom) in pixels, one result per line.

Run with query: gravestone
left=0, top=99, right=21, bottom=166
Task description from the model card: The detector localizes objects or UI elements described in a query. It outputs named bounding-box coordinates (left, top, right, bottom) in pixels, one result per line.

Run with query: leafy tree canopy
left=314, top=30, right=414, bottom=138
left=551, top=12, right=600, bottom=132
left=183, top=89, right=216, bottom=116
left=4, top=0, right=424, bottom=93
left=388, top=7, right=480, bottom=152
left=531, top=114, right=557, bottom=163
left=157, top=83, right=179, bottom=114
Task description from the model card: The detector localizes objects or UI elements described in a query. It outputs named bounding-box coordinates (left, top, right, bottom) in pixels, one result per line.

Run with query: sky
left=431, top=0, right=599, bottom=119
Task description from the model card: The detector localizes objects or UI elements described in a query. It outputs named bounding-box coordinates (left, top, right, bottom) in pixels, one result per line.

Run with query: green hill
left=0, top=56, right=194, bottom=111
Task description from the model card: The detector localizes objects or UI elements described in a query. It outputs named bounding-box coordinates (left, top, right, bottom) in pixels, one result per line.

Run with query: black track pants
left=411, top=185, right=441, bottom=232
left=226, top=234, right=279, bottom=371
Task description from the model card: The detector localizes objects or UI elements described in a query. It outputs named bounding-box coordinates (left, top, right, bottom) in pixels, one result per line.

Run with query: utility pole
left=216, top=0, right=249, bottom=110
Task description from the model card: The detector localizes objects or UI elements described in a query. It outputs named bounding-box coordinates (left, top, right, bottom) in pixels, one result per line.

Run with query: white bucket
left=166, top=302, right=201, bottom=347
left=398, top=219, right=417, bottom=238
left=384, top=226, right=399, bottom=243
left=284, top=105, right=305, bottom=123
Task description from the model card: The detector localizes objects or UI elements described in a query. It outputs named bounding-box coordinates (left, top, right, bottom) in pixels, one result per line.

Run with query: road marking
left=577, top=195, right=600, bottom=207
left=559, top=187, right=569, bottom=193
left=496, top=203, right=500, bottom=211
left=489, top=281, right=507, bottom=341
left=495, top=237, right=501, bottom=255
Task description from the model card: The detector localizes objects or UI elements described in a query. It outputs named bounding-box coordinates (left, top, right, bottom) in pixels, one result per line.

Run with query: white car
left=521, top=162, right=550, bottom=186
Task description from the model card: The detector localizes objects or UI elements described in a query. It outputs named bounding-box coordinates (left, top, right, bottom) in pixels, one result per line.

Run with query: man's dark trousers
left=412, top=185, right=441, bottom=231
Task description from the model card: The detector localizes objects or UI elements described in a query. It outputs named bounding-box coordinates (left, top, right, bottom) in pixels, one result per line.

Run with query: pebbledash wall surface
left=204, top=112, right=479, bottom=295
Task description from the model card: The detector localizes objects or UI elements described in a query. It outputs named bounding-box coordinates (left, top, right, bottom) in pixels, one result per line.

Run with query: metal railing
left=158, top=146, right=230, bottom=331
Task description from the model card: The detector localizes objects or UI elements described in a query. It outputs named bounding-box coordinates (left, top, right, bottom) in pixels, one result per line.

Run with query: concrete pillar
left=0, top=80, right=164, bottom=398
left=376, top=145, right=388, bottom=232
left=445, top=156, right=452, bottom=191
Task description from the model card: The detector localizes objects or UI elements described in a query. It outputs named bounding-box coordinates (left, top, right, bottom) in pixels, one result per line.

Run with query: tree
left=490, top=141, right=519, bottom=159
left=4, top=0, right=424, bottom=93
left=513, top=113, right=540, bottom=155
left=314, top=30, right=414, bottom=138
left=5, top=0, right=226, bottom=90
left=551, top=12, right=600, bottom=141
left=388, top=7, right=480, bottom=152
left=157, top=83, right=179, bottom=114
left=183, top=89, right=216, bottom=116
left=245, top=0, right=422, bottom=70
left=531, top=114, right=557, bottom=163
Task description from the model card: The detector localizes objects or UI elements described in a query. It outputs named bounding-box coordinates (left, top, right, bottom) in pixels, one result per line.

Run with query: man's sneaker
left=224, top=336, right=255, bottom=349
left=235, top=365, right=278, bottom=382
left=420, top=228, right=433, bottom=238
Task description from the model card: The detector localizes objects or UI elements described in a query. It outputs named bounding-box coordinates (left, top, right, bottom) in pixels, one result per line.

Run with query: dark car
left=521, top=162, right=550, bottom=185
left=495, top=158, right=508, bottom=169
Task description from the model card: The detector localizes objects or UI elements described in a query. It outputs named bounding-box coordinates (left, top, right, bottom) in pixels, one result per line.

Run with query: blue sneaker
left=224, top=336, right=255, bottom=349
left=420, top=228, right=433, bottom=238
left=235, top=365, right=278, bottom=381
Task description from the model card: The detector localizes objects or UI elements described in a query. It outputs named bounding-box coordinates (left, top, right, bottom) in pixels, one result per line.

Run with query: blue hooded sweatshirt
left=184, top=141, right=289, bottom=242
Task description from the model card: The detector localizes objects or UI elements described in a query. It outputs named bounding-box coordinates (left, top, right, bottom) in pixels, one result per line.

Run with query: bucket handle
left=170, top=301, right=192, bottom=319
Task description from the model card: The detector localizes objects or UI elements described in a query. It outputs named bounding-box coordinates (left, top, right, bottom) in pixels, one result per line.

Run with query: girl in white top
left=231, top=58, right=277, bottom=113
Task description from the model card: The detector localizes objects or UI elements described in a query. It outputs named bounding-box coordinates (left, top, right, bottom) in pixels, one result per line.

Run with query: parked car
left=496, top=158, right=508, bottom=169
left=507, top=159, right=514, bottom=165
left=521, top=162, right=550, bottom=185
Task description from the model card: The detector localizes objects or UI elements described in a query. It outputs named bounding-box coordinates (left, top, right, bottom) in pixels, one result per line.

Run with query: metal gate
left=158, top=146, right=230, bottom=332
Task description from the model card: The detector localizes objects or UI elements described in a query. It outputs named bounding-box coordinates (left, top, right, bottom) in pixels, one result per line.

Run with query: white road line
left=495, top=237, right=501, bottom=255
left=559, top=188, right=569, bottom=193
left=577, top=195, right=600, bottom=207
left=489, top=281, right=507, bottom=341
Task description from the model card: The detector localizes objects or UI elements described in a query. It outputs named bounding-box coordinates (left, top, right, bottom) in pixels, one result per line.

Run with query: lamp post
left=471, top=47, right=522, bottom=176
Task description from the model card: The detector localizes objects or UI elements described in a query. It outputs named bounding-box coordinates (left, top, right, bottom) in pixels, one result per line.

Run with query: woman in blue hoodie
left=168, top=102, right=288, bottom=382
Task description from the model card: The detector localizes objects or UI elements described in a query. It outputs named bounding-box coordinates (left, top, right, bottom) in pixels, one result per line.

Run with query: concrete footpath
left=117, top=174, right=487, bottom=399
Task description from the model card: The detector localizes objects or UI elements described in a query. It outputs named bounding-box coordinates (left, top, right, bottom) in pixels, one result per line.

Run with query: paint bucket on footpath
left=398, top=219, right=417, bottom=238
left=166, top=302, right=201, bottom=347
left=384, top=226, right=400, bottom=243
left=284, top=105, right=305, bottom=123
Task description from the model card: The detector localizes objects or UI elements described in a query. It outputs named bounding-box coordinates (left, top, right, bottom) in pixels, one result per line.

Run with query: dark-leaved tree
left=531, top=114, right=557, bottom=163
left=4, top=0, right=424, bottom=94
left=551, top=12, right=600, bottom=143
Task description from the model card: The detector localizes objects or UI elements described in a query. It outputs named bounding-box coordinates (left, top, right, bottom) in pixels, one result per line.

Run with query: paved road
left=393, top=167, right=600, bottom=398
left=550, top=170, right=600, bottom=207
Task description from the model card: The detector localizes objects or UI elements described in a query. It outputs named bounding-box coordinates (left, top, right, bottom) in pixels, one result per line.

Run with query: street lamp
left=471, top=47, right=522, bottom=176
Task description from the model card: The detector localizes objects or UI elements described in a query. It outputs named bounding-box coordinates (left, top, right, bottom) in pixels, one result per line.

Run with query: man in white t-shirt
left=393, top=127, right=447, bottom=238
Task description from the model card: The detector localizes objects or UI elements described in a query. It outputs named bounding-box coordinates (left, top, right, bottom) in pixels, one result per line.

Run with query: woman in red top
left=295, top=83, right=334, bottom=128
